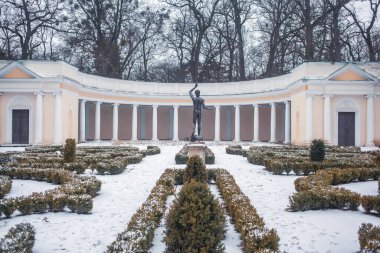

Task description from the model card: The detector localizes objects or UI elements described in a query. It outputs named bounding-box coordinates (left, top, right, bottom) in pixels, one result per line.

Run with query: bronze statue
left=189, top=83, right=212, bottom=141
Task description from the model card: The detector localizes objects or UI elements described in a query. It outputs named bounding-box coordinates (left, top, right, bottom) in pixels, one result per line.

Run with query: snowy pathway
left=0, top=145, right=185, bottom=253
left=207, top=146, right=380, bottom=253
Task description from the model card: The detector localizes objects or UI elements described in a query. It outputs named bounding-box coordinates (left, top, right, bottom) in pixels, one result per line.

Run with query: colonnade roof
left=0, top=60, right=379, bottom=97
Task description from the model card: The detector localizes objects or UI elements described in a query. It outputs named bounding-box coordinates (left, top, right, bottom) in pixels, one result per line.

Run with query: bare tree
left=165, top=0, right=221, bottom=82
left=0, top=0, right=64, bottom=59
left=345, top=0, right=380, bottom=61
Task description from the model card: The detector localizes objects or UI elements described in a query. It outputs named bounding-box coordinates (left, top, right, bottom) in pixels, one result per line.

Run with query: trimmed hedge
left=108, top=168, right=280, bottom=253
left=0, top=168, right=101, bottom=217
left=245, top=146, right=376, bottom=176
left=361, top=195, right=380, bottom=214
left=226, top=145, right=247, bottom=157
left=175, top=144, right=215, bottom=164
left=106, top=169, right=176, bottom=253
left=4, top=145, right=158, bottom=175
left=165, top=180, right=225, bottom=252
left=0, top=176, right=12, bottom=198
left=289, top=167, right=380, bottom=212
left=358, top=223, right=380, bottom=252
left=0, top=223, right=35, bottom=253
left=213, top=169, right=280, bottom=252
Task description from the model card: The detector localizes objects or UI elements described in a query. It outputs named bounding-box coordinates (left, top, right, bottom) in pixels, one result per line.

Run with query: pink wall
left=178, top=107, right=193, bottom=140
left=240, top=105, right=253, bottom=141
left=203, top=108, right=215, bottom=140
left=87, top=103, right=95, bottom=140
left=259, top=106, right=271, bottom=141
left=158, top=106, right=171, bottom=140
left=118, top=105, right=132, bottom=140
left=275, top=103, right=285, bottom=142
left=137, top=106, right=153, bottom=140
left=100, top=104, right=113, bottom=140
left=220, top=106, right=235, bottom=141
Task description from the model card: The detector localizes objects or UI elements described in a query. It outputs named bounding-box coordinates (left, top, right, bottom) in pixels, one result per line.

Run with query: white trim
left=326, top=63, right=377, bottom=82
left=6, top=95, right=33, bottom=144
left=333, top=97, right=360, bottom=146
left=0, top=61, right=41, bottom=79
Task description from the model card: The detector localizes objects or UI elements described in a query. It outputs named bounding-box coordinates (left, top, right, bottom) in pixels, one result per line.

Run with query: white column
left=366, top=95, right=375, bottom=146
left=173, top=105, right=179, bottom=141
left=112, top=103, right=119, bottom=141
left=95, top=101, right=101, bottom=141
left=253, top=104, right=259, bottom=142
left=234, top=105, right=240, bottom=142
left=152, top=105, right=158, bottom=141
left=132, top=104, right=138, bottom=141
left=214, top=105, right=220, bottom=142
left=306, top=95, right=313, bottom=143
left=79, top=99, right=86, bottom=142
left=270, top=102, right=276, bottom=142
left=284, top=101, right=291, bottom=144
left=53, top=91, right=62, bottom=145
left=323, top=95, right=332, bottom=144
left=34, top=91, right=44, bottom=144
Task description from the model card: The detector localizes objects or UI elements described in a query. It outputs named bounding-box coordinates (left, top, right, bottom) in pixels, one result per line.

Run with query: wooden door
left=338, top=112, right=355, bottom=146
left=12, top=110, right=29, bottom=144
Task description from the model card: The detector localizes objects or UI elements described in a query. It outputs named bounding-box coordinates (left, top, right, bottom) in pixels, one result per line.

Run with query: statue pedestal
left=187, top=142, right=206, bottom=164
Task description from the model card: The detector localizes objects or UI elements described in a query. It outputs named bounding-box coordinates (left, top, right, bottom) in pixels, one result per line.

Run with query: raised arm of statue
left=202, top=99, right=213, bottom=110
left=189, top=83, right=198, bottom=100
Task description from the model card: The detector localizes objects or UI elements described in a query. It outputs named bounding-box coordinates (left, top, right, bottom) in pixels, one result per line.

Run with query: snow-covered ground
left=5, top=180, right=58, bottom=199
left=0, top=143, right=379, bottom=253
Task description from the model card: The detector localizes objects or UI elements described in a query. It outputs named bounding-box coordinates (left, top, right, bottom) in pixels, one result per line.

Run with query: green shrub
left=0, top=223, right=35, bottom=253
left=165, top=180, right=225, bottom=253
left=0, top=176, right=12, bottom=198
left=358, top=223, right=380, bottom=252
left=310, top=139, right=325, bottom=162
left=67, top=195, right=93, bottom=214
left=183, top=155, right=207, bottom=184
left=63, top=138, right=76, bottom=163
left=0, top=198, right=17, bottom=217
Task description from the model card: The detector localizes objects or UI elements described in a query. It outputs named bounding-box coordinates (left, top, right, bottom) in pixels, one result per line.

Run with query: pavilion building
left=0, top=60, right=379, bottom=147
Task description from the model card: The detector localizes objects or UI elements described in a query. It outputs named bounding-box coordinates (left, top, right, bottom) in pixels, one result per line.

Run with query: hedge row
left=106, top=169, right=176, bottom=252
left=361, top=195, right=380, bottom=214
left=225, top=145, right=247, bottom=157
left=212, top=169, right=280, bottom=252
left=358, top=223, right=380, bottom=252
left=175, top=144, right=215, bottom=164
left=4, top=145, right=160, bottom=175
left=0, top=167, right=101, bottom=217
left=0, top=176, right=12, bottom=198
left=0, top=223, right=35, bottom=253
left=245, top=146, right=376, bottom=176
left=288, top=167, right=380, bottom=212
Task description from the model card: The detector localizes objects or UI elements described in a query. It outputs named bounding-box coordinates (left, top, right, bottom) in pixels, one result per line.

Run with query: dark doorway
left=338, top=112, right=355, bottom=146
left=12, top=109, right=29, bottom=144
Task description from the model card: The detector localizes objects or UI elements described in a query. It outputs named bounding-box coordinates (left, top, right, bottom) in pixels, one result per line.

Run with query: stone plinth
left=187, top=142, right=206, bottom=164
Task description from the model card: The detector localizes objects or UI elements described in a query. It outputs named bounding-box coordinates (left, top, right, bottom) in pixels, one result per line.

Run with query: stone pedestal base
left=187, top=142, right=206, bottom=164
